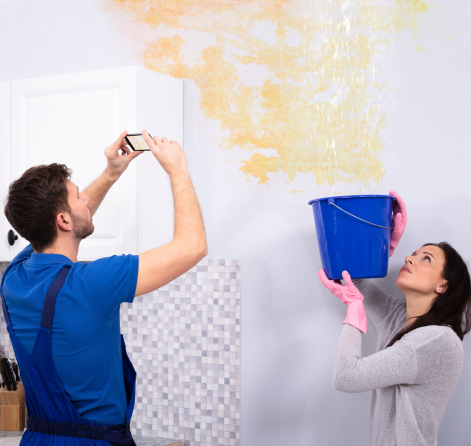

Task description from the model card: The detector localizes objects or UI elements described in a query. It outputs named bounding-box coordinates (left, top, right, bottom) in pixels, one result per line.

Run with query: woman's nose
left=405, top=256, right=413, bottom=265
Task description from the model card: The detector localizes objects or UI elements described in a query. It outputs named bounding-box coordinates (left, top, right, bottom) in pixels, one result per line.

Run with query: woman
left=319, top=192, right=471, bottom=446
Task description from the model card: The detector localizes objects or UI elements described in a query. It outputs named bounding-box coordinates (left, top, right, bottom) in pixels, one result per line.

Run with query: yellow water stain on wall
left=108, top=0, right=430, bottom=187
left=396, top=0, right=429, bottom=14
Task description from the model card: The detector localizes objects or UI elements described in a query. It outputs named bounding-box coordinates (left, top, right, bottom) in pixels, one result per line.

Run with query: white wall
left=1, top=0, right=471, bottom=445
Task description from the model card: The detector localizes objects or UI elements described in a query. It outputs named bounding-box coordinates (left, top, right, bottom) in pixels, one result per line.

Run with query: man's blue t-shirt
left=1, top=245, right=139, bottom=425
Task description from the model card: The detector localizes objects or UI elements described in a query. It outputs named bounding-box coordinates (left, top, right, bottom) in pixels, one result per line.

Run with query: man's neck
left=39, top=238, right=80, bottom=263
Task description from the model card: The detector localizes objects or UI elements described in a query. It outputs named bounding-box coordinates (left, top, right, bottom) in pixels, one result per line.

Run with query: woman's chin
left=396, top=274, right=409, bottom=292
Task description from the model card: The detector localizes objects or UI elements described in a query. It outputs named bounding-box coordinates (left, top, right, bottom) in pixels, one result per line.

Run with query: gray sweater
left=334, top=279, right=464, bottom=446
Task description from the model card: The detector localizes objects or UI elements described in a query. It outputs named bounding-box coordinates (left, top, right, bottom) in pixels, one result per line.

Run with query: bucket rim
left=308, top=194, right=396, bottom=205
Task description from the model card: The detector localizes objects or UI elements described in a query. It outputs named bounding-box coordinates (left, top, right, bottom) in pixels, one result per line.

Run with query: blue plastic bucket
left=308, top=195, right=396, bottom=280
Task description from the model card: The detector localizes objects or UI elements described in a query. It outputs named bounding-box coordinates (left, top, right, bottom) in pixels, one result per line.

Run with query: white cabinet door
left=0, top=82, right=11, bottom=262
left=9, top=66, right=183, bottom=261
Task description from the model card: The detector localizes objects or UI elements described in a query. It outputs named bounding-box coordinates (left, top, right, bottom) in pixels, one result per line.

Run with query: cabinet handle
left=7, top=230, right=18, bottom=246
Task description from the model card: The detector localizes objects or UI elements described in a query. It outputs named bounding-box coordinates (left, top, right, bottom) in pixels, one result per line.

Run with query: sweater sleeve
left=333, top=324, right=417, bottom=393
left=353, top=279, right=405, bottom=328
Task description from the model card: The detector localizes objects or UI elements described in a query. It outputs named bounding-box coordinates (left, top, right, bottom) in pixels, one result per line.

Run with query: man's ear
left=56, top=212, right=72, bottom=232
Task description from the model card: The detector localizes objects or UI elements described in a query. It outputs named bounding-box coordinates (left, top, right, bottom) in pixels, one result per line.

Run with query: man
left=1, top=130, right=207, bottom=446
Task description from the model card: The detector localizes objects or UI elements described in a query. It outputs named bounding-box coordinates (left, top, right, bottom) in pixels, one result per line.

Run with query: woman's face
left=396, top=245, right=448, bottom=296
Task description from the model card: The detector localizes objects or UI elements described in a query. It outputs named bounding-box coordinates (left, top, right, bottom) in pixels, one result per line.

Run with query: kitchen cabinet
left=0, top=82, right=11, bottom=262
left=1, top=66, right=183, bottom=261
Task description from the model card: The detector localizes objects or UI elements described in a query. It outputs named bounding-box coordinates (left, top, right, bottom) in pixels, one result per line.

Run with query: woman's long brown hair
left=387, top=242, right=471, bottom=348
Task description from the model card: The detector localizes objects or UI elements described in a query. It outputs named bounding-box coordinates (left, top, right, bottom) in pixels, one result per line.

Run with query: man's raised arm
left=83, top=131, right=142, bottom=217
left=134, top=131, right=207, bottom=297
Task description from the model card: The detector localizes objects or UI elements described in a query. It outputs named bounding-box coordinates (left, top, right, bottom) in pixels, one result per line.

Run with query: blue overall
left=1, top=265, right=137, bottom=446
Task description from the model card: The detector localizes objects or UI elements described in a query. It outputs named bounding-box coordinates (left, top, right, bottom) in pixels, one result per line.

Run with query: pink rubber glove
left=389, top=190, right=407, bottom=257
left=318, top=270, right=367, bottom=333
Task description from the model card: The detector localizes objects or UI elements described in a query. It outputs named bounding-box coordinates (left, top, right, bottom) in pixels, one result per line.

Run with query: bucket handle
left=328, top=199, right=393, bottom=230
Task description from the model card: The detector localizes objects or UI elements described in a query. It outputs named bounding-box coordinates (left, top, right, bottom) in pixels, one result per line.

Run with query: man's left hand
left=104, top=131, right=143, bottom=180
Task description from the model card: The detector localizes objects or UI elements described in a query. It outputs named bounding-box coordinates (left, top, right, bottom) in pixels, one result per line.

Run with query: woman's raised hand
left=318, top=270, right=367, bottom=333
left=389, top=191, right=407, bottom=257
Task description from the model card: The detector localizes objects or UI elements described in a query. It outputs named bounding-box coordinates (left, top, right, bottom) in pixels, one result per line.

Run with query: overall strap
left=40, top=266, right=71, bottom=330
left=1, top=293, right=11, bottom=325
left=0, top=261, right=16, bottom=325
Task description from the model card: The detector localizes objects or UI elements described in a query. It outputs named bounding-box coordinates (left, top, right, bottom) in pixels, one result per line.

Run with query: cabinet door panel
left=0, top=82, right=10, bottom=261
left=10, top=67, right=138, bottom=260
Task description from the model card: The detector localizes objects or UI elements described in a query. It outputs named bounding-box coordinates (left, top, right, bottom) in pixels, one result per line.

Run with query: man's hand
left=104, top=131, right=143, bottom=180
left=142, top=130, right=188, bottom=178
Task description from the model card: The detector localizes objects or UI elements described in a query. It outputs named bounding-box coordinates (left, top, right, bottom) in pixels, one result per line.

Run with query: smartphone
left=125, top=133, right=152, bottom=151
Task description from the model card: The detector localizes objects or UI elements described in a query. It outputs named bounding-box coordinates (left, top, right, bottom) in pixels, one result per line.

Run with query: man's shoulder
left=3, top=245, right=34, bottom=277
left=2, top=246, right=33, bottom=293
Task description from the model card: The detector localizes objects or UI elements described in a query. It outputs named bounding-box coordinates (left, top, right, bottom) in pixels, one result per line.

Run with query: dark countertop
left=0, top=432, right=180, bottom=446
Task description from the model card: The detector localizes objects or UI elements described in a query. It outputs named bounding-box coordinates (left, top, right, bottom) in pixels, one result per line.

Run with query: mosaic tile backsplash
left=0, top=259, right=241, bottom=446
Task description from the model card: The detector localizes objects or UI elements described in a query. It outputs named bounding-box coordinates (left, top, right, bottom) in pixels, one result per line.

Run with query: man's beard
left=70, top=211, right=94, bottom=240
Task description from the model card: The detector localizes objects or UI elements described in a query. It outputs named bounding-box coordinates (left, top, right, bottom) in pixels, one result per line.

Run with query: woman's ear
left=436, top=282, right=448, bottom=294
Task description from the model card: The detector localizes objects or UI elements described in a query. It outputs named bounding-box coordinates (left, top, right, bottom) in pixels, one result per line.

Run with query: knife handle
left=2, top=358, right=13, bottom=391
left=12, top=362, right=20, bottom=382
left=7, top=360, right=17, bottom=391
left=1, top=365, right=11, bottom=391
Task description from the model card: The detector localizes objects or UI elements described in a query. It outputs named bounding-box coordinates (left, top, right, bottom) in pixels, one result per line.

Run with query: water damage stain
left=108, top=0, right=430, bottom=187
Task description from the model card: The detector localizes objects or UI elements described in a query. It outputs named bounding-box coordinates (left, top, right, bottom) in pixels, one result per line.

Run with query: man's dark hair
left=4, top=164, right=72, bottom=253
